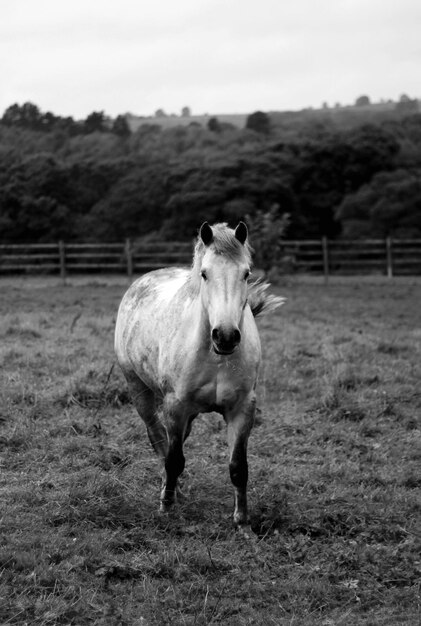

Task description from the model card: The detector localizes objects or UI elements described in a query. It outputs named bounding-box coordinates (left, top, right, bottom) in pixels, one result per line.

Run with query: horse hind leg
left=125, top=373, right=168, bottom=459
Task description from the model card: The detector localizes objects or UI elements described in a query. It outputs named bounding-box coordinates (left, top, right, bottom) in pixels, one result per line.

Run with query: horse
left=114, top=221, right=284, bottom=525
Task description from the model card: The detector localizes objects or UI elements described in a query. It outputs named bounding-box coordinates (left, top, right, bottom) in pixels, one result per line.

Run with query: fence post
left=322, top=236, right=329, bottom=284
left=58, top=240, right=66, bottom=284
left=386, top=237, right=393, bottom=278
left=125, top=238, right=133, bottom=280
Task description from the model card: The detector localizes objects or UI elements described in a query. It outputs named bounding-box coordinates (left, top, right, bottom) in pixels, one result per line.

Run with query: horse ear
left=235, top=221, right=248, bottom=245
left=200, top=222, right=214, bottom=246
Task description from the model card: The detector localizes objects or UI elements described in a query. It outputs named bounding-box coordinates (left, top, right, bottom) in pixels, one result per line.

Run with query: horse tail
left=248, top=279, right=286, bottom=318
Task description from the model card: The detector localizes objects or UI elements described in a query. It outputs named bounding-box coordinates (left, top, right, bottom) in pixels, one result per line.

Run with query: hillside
left=127, top=99, right=420, bottom=132
left=126, top=112, right=249, bottom=131
left=1, top=99, right=421, bottom=243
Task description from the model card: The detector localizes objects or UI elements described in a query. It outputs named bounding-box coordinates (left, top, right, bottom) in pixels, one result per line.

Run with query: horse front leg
left=160, top=429, right=185, bottom=512
left=159, top=398, right=190, bottom=513
left=226, top=392, right=256, bottom=526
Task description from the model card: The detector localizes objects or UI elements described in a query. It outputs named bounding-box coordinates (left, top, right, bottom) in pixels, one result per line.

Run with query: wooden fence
left=0, top=238, right=421, bottom=279
left=281, top=238, right=421, bottom=277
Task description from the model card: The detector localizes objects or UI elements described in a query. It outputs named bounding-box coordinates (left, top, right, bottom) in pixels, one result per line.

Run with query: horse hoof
left=233, top=511, right=248, bottom=526
left=158, top=501, right=173, bottom=515
left=236, top=524, right=256, bottom=541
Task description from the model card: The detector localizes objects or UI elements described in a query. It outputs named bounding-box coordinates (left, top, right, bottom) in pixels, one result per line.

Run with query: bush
left=246, top=205, right=290, bottom=279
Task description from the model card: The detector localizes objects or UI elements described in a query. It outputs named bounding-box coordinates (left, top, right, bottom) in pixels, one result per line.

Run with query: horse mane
left=247, top=279, right=286, bottom=317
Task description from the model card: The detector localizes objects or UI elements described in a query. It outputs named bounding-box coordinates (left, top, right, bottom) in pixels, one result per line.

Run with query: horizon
left=2, top=92, right=417, bottom=123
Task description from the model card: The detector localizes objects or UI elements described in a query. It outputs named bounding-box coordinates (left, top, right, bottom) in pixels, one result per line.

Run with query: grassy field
left=0, top=275, right=420, bottom=625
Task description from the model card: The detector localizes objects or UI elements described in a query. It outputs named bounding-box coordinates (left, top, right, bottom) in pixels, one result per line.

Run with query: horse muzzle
left=211, top=327, right=241, bottom=355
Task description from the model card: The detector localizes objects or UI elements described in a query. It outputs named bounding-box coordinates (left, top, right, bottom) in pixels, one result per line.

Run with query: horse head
left=197, top=221, right=252, bottom=355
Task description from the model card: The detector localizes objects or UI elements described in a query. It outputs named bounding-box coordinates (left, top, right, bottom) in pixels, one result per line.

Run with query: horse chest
left=183, top=360, right=245, bottom=411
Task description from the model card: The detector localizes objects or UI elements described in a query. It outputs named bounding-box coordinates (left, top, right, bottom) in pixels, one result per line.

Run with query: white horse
left=115, top=222, right=284, bottom=525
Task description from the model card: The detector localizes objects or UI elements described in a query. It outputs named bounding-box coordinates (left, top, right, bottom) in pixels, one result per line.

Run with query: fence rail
left=1, top=238, right=421, bottom=279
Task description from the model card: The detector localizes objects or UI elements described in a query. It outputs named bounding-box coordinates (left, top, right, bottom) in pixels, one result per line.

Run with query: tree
left=40, top=111, right=59, bottom=131
left=112, top=115, right=131, bottom=138
left=0, top=153, right=75, bottom=242
left=162, top=190, right=225, bottom=239
left=55, top=115, right=79, bottom=136
left=181, top=106, right=191, bottom=117
left=86, top=165, right=169, bottom=240
left=1, top=103, right=82, bottom=135
left=291, top=124, right=399, bottom=237
left=1, top=102, right=43, bottom=130
left=207, top=117, right=221, bottom=132
left=395, top=94, right=419, bottom=114
left=355, top=95, right=371, bottom=107
left=336, top=169, right=421, bottom=238
left=245, top=111, right=270, bottom=134
left=84, top=111, right=107, bottom=133
left=1, top=103, right=22, bottom=126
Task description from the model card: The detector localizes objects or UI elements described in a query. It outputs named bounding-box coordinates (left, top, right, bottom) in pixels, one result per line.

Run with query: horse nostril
left=233, top=329, right=241, bottom=345
left=212, top=328, right=220, bottom=343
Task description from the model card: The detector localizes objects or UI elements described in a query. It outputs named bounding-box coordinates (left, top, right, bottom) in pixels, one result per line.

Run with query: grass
left=0, top=275, right=420, bottom=625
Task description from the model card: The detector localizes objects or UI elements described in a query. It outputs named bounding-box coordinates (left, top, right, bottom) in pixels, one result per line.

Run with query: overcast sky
left=1, top=0, right=420, bottom=119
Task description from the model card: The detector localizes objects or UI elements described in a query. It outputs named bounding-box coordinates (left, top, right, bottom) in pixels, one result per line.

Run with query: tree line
left=0, top=101, right=420, bottom=243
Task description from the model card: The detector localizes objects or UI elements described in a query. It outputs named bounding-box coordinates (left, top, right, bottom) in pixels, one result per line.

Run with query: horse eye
left=244, top=270, right=250, bottom=280
left=201, top=270, right=208, bottom=281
